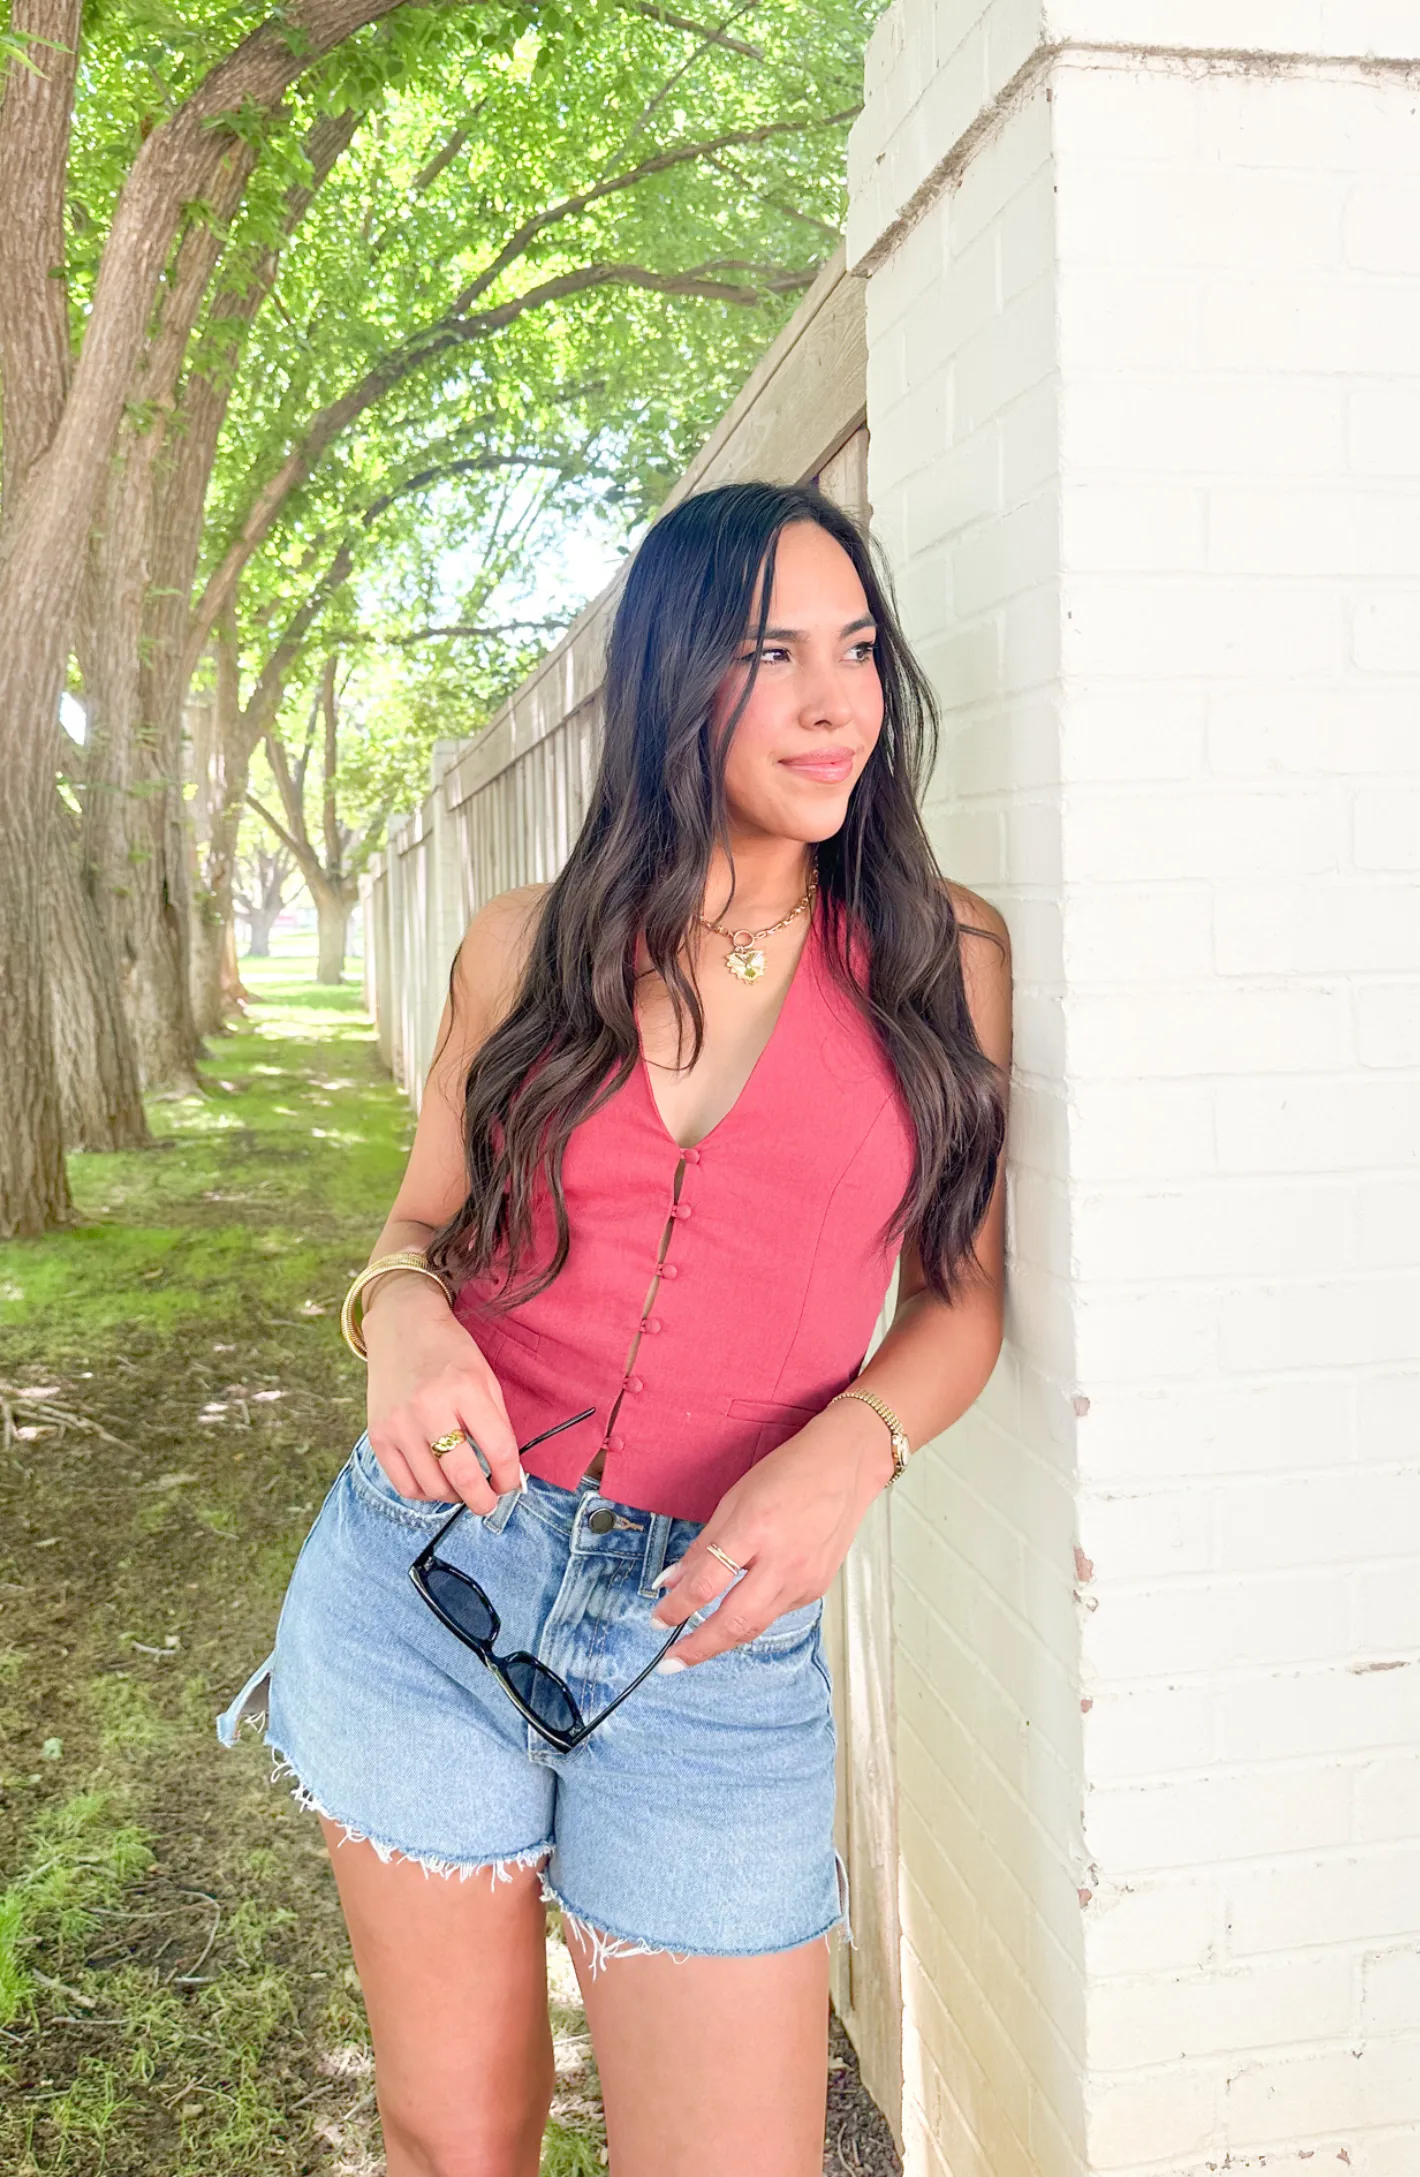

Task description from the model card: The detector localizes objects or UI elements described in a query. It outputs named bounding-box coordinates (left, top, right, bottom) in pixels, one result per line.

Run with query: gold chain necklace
left=698, top=868, right=817, bottom=985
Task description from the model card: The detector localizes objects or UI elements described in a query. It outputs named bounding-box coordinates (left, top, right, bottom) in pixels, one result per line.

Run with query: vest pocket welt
left=726, top=1394, right=822, bottom=1462
left=725, top=1396, right=821, bottom=1426
left=472, top=1312, right=543, bottom=1364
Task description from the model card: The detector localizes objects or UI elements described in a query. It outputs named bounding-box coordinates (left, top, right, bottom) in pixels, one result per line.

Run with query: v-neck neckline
left=635, top=898, right=819, bottom=1154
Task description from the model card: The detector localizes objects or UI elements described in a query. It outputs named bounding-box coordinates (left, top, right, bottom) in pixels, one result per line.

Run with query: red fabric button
left=670, top=1203, right=692, bottom=1220
left=681, top=1147, right=702, bottom=1165
left=606, top=1433, right=625, bottom=1453
left=659, top=1262, right=679, bottom=1280
left=622, top=1374, right=644, bottom=1395
left=641, top=1317, right=662, bottom=1334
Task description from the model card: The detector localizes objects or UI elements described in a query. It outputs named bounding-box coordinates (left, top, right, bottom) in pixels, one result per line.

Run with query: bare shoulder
left=946, top=882, right=1010, bottom=969
left=945, top=879, right=1008, bottom=947
left=451, top=883, right=550, bottom=1040
left=944, top=881, right=1011, bottom=1063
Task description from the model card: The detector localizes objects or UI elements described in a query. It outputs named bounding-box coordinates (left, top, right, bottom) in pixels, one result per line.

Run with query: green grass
left=0, top=949, right=606, bottom=2175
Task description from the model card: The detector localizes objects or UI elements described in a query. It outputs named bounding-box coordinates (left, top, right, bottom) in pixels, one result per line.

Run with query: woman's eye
left=848, top=641, right=877, bottom=663
left=741, top=647, right=790, bottom=666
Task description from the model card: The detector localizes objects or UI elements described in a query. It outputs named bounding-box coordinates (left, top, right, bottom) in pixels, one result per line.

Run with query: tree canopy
left=0, top=0, right=872, bottom=1234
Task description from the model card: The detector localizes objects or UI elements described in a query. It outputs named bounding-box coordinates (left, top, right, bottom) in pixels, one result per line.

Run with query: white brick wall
left=854, top=6, right=1420, bottom=2173
left=861, top=50, right=1089, bottom=2177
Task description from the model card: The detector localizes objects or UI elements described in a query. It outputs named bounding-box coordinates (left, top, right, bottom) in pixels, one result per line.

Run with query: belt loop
left=482, top=1487, right=521, bottom=1537
left=638, top=1513, right=674, bottom=1598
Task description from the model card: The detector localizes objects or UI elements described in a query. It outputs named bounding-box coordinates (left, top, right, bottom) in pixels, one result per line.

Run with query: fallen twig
left=169, top=1893, right=222, bottom=1984
left=0, top=1386, right=140, bottom=1457
left=32, top=1970, right=96, bottom=2009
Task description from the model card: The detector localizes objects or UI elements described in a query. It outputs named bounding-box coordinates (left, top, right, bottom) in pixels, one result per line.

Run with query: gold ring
left=430, top=1429, right=470, bottom=1459
left=707, top=1543, right=744, bottom=1579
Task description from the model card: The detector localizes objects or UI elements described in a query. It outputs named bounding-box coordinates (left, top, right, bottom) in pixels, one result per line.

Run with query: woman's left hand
left=649, top=1400, right=895, bottom=1666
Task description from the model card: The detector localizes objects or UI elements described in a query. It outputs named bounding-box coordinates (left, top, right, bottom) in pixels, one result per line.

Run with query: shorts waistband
left=482, top=1471, right=686, bottom=1599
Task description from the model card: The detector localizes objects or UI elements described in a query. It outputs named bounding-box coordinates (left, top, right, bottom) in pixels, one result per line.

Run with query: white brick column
left=850, top=8, right=1420, bottom=2175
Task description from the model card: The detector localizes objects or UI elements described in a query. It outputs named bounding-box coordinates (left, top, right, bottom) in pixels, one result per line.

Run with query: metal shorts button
left=587, top=1506, right=616, bottom=1534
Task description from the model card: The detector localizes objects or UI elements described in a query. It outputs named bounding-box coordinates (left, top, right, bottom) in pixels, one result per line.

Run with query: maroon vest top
left=453, top=905, right=916, bottom=1521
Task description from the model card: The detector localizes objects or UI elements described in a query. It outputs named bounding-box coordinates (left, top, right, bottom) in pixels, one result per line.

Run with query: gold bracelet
left=828, top=1388, right=912, bottom=1484
left=340, top=1250, right=451, bottom=1360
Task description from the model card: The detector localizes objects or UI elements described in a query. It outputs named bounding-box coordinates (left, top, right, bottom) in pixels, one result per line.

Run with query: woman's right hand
left=362, top=1275, right=522, bottom=1515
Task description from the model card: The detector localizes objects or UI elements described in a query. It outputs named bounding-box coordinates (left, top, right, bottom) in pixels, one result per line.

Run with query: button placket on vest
left=603, top=1145, right=699, bottom=1467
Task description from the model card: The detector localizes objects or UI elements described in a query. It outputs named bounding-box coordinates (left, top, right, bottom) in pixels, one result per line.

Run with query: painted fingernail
left=517, top=1467, right=528, bottom=1492
left=655, top=1656, right=689, bottom=1675
left=650, top=1561, right=683, bottom=1589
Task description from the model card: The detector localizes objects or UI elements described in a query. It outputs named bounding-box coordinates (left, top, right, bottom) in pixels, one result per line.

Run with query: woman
left=220, top=480, right=1010, bottom=2177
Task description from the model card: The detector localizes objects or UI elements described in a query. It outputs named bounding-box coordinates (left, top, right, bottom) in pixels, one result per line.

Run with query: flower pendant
left=726, top=944, right=766, bottom=984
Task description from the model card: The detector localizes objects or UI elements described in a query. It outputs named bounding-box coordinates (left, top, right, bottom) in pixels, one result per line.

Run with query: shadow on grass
left=0, top=951, right=604, bottom=2176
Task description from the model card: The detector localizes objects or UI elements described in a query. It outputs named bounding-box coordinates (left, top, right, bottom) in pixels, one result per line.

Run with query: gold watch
left=828, top=1388, right=912, bottom=1484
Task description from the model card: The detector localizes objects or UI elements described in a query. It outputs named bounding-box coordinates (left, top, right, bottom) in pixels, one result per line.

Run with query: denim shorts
left=217, top=1433, right=845, bottom=1964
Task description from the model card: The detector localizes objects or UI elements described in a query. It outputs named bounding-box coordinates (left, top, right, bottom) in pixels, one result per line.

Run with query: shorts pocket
left=348, top=1432, right=460, bottom=1525
left=743, top=1595, right=824, bottom=1654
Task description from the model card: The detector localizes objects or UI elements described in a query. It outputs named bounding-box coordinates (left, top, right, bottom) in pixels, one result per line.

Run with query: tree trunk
left=0, top=797, right=71, bottom=1234
left=314, top=882, right=349, bottom=984
left=144, top=110, right=363, bottom=994
left=0, top=0, right=404, bottom=1233
left=189, top=894, right=229, bottom=1041
left=219, top=915, right=246, bottom=1011
left=244, top=905, right=281, bottom=957
left=79, top=416, right=204, bottom=1090
left=189, top=607, right=252, bottom=1034
left=191, top=883, right=248, bottom=1030
left=0, top=0, right=83, bottom=1232
left=45, top=798, right=149, bottom=1152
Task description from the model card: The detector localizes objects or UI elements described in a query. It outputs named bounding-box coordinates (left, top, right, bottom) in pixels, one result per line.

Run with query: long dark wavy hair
left=428, top=480, right=1006, bottom=1307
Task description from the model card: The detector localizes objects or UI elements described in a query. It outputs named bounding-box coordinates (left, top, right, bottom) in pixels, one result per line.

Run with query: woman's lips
left=778, top=749, right=855, bottom=783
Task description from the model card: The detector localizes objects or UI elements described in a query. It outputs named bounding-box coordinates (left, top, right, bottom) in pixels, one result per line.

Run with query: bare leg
left=569, top=1924, right=831, bottom=2177
left=320, top=1821, right=553, bottom=2177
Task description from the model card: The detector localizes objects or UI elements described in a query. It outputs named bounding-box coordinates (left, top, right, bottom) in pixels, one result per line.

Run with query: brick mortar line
left=905, top=1897, right=1090, bottom=2141
left=854, top=39, right=1420, bottom=279
left=896, top=1951, right=1052, bottom=2158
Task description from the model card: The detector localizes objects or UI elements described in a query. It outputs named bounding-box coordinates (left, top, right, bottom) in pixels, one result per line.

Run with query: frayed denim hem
left=543, top=1860, right=852, bottom=1979
left=269, top=1750, right=553, bottom=1888
left=222, top=1699, right=552, bottom=1889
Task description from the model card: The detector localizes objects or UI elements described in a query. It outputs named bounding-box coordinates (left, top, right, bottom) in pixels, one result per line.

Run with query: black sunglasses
left=408, top=1409, right=687, bottom=1751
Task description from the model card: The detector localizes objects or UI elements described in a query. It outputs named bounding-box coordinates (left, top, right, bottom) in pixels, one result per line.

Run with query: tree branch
left=0, top=0, right=415, bottom=652
left=617, top=1, right=760, bottom=57
left=448, top=106, right=857, bottom=319
left=245, top=791, right=312, bottom=873
left=385, top=615, right=571, bottom=647
left=410, top=117, right=475, bottom=194
left=319, top=651, right=341, bottom=878
left=184, top=101, right=852, bottom=666
left=239, top=540, right=355, bottom=747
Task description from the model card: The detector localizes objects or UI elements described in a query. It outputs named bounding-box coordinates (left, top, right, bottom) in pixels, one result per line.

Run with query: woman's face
left=710, top=520, right=884, bottom=846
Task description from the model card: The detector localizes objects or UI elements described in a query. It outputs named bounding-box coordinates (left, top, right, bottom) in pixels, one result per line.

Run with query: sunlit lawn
left=0, top=948, right=606, bottom=2175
